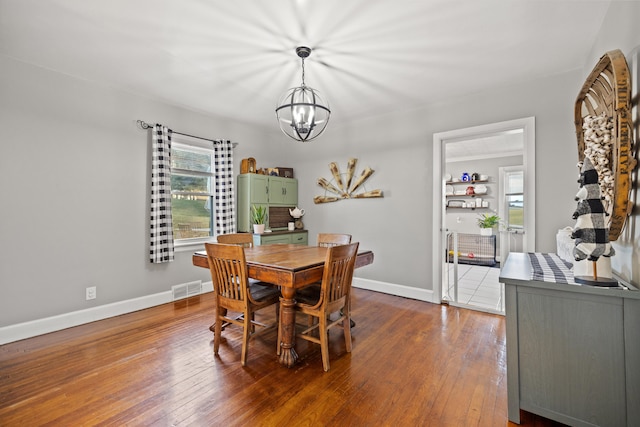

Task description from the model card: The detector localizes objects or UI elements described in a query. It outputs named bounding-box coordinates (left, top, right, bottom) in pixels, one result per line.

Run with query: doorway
left=431, top=117, right=536, bottom=314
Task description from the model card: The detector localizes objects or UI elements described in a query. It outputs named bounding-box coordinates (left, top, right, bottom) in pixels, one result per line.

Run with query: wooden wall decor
left=314, top=158, right=383, bottom=204
left=574, top=49, right=636, bottom=241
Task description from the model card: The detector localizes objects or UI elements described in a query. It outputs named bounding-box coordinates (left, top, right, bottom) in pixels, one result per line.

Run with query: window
left=171, top=140, right=215, bottom=241
left=504, top=168, right=524, bottom=230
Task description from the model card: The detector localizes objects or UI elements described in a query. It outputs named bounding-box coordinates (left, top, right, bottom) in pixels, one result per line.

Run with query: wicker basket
left=574, top=49, right=635, bottom=241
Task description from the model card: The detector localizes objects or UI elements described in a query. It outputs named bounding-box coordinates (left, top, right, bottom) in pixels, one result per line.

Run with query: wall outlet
left=86, top=286, right=96, bottom=300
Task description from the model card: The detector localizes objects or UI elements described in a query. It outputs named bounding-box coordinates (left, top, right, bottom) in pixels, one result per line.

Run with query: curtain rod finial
left=137, top=120, right=153, bottom=130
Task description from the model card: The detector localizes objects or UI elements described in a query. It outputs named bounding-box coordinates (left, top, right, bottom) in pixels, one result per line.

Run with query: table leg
left=278, top=287, right=298, bottom=367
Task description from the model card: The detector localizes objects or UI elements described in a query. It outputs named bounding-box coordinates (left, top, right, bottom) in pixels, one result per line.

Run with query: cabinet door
left=282, top=179, right=298, bottom=205
left=267, top=177, right=285, bottom=204
left=517, top=289, right=626, bottom=426
left=249, top=174, right=269, bottom=204
left=237, top=174, right=269, bottom=232
left=268, top=176, right=297, bottom=205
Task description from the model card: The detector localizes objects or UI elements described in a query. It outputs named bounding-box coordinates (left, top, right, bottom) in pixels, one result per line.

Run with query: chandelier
left=275, top=46, right=331, bottom=142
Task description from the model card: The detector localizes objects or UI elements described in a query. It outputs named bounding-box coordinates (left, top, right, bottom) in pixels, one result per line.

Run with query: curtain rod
left=137, top=120, right=238, bottom=147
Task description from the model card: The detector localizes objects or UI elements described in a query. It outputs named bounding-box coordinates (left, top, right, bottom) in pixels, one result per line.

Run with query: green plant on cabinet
left=251, top=205, right=268, bottom=225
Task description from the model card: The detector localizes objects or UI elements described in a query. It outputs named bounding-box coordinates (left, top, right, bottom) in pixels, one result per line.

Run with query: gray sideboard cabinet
left=499, top=253, right=640, bottom=427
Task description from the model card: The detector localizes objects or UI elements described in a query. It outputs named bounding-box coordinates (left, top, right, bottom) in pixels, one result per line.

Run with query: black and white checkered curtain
left=214, top=140, right=235, bottom=235
left=150, top=124, right=174, bottom=263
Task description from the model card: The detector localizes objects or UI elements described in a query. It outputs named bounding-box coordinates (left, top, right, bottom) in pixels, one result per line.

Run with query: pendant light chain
left=300, top=57, right=306, bottom=87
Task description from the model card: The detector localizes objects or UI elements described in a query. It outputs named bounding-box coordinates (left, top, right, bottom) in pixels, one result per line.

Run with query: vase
left=480, top=228, right=493, bottom=236
left=253, top=224, right=265, bottom=234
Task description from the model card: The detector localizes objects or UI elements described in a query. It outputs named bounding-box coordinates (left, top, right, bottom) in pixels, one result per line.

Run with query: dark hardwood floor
left=0, top=288, right=564, bottom=426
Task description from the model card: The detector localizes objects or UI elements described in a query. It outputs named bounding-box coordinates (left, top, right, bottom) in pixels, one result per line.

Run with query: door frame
left=431, top=117, right=536, bottom=304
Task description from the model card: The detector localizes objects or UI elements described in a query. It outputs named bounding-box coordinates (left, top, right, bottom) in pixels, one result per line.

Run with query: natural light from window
left=171, top=142, right=215, bottom=241
left=505, top=169, right=524, bottom=230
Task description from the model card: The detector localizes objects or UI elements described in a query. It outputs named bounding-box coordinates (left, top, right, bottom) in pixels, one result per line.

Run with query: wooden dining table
left=192, top=244, right=374, bottom=367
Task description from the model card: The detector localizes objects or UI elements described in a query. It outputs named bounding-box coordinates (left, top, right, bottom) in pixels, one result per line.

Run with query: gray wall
left=0, top=55, right=287, bottom=326
left=1, top=1, right=639, bottom=331
left=584, top=1, right=640, bottom=288
left=293, top=68, right=581, bottom=289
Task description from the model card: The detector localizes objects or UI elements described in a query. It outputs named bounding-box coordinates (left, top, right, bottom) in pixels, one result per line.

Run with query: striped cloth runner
left=527, top=253, right=577, bottom=285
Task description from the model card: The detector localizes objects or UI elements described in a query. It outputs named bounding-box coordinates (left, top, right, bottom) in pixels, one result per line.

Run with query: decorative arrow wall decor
left=314, top=158, right=383, bottom=204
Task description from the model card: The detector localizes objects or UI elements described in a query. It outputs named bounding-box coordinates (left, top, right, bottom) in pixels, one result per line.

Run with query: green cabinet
left=237, top=174, right=298, bottom=232
left=253, top=231, right=308, bottom=246
left=268, top=176, right=298, bottom=205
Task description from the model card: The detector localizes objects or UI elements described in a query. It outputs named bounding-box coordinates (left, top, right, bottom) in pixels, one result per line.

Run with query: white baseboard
left=0, top=282, right=214, bottom=345
left=352, top=277, right=434, bottom=303
left=0, top=279, right=433, bottom=345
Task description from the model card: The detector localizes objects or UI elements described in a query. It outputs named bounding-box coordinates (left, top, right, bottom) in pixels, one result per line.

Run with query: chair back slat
left=317, top=233, right=351, bottom=247
left=217, top=233, right=254, bottom=248
left=320, top=243, right=359, bottom=309
left=205, top=243, right=248, bottom=305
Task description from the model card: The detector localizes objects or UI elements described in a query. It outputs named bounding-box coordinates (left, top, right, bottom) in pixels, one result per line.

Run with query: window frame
left=170, top=136, right=217, bottom=248
left=500, top=166, right=525, bottom=231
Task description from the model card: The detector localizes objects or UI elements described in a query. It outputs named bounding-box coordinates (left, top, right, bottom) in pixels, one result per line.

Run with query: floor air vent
left=172, top=280, right=202, bottom=301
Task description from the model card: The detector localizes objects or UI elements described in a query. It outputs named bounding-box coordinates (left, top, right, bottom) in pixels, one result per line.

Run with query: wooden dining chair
left=204, top=243, right=280, bottom=366
left=217, top=232, right=278, bottom=285
left=303, top=234, right=352, bottom=296
left=217, top=233, right=254, bottom=247
left=299, top=233, right=355, bottom=327
left=279, top=242, right=359, bottom=371
left=211, top=233, right=259, bottom=332
left=296, top=234, right=353, bottom=300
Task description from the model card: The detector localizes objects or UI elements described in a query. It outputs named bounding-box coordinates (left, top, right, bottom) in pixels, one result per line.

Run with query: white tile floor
left=445, top=263, right=504, bottom=313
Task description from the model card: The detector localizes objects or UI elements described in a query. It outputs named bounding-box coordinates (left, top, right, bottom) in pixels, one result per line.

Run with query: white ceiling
left=0, top=0, right=611, bottom=132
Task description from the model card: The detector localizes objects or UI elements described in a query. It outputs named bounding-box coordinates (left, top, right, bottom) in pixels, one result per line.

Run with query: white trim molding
left=352, top=277, right=434, bottom=302
left=0, top=282, right=214, bottom=345
left=432, top=116, right=536, bottom=304
left=1, top=279, right=433, bottom=344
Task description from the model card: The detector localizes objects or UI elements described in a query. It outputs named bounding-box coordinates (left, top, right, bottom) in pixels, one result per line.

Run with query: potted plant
left=251, top=205, right=268, bottom=234
left=477, top=213, right=500, bottom=236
